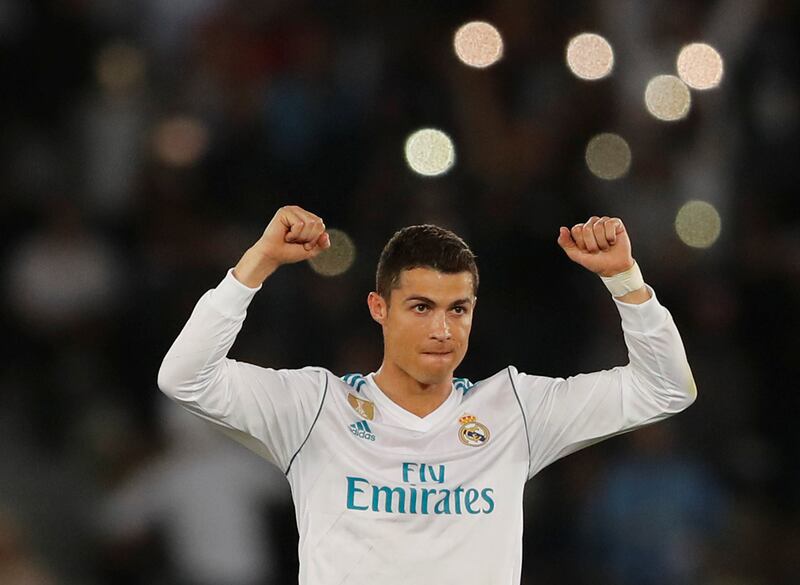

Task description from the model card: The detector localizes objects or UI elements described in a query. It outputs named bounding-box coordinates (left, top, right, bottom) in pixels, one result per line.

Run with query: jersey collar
left=364, top=373, right=462, bottom=433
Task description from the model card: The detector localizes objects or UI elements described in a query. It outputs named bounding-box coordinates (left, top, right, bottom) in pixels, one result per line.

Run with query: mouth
left=421, top=351, right=453, bottom=357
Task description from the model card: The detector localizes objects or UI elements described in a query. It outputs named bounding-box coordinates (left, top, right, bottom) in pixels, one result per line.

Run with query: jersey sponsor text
left=345, top=462, right=495, bottom=515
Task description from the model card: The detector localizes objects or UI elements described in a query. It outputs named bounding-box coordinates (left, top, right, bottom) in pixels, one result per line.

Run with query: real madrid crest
left=347, top=393, right=375, bottom=421
left=458, top=414, right=490, bottom=447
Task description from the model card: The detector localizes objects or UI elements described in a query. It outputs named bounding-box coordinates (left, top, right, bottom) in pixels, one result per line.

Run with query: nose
left=429, top=311, right=452, bottom=341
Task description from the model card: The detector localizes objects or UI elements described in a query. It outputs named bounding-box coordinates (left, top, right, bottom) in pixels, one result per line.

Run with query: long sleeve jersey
left=158, top=269, right=696, bottom=585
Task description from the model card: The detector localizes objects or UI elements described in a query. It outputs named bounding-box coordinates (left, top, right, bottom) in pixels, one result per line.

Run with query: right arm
left=157, top=206, right=331, bottom=470
left=233, top=204, right=331, bottom=287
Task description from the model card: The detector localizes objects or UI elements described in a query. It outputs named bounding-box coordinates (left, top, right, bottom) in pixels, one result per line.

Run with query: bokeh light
left=404, top=128, right=456, bottom=177
left=675, top=200, right=722, bottom=248
left=453, top=21, right=504, bottom=68
left=585, top=133, right=631, bottom=180
left=309, top=229, right=356, bottom=277
left=95, top=42, right=146, bottom=95
left=566, top=33, right=614, bottom=80
left=151, top=116, right=210, bottom=167
left=677, top=43, right=724, bottom=90
left=645, top=75, right=692, bottom=121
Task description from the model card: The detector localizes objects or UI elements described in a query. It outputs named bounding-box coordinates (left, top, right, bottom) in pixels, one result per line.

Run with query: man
left=158, top=205, right=696, bottom=585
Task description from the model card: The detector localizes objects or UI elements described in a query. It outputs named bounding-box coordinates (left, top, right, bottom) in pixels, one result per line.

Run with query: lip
left=421, top=351, right=453, bottom=356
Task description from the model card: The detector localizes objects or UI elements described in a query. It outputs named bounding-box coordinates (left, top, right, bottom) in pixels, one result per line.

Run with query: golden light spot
left=675, top=201, right=721, bottom=248
left=152, top=117, right=209, bottom=167
left=677, top=43, right=724, bottom=90
left=585, top=133, right=631, bottom=180
left=309, top=229, right=356, bottom=277
left=453, top=21, right=504, bottom=69
left=645, top=75, right=692, bottom=121
left=566, top=33, right=614, bottom=80
left=404, top=128, right=456, bottom=177
left=95, top=42, right=146, bottom=95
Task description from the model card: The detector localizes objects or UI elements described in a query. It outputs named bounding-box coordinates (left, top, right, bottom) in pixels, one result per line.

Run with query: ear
left=367, top=291, right=388, bottom=324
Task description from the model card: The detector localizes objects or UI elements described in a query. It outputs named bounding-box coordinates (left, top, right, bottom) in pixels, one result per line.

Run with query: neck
left=373, top=361, right=452, bottom=418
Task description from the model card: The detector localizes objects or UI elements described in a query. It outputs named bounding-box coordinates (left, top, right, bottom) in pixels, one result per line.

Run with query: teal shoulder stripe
left=342, top=373, right=366, bottom=392
left=454, top=377, right=475, bottom=395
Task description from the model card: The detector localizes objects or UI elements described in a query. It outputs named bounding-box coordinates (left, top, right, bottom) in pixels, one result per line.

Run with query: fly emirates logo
left=345, top=462, right=495, bottom=515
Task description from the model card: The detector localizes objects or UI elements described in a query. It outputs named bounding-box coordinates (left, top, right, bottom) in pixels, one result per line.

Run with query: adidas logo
left=349, top=420, right=376, bottom=442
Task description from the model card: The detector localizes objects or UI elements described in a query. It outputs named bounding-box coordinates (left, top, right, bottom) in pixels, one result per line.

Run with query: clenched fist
left=234, top=205, right=331, bottom=287
left=255, top=205, right=331, bottom=264
left=557, top=216, right=634, bottom=277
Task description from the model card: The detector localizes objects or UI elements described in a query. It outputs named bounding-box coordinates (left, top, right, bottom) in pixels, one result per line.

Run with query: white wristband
left=600, top=261, right=645, bottom=297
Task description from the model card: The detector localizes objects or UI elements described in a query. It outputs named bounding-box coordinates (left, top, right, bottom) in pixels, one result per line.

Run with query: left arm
left=515, top=216, right=696, bottom=478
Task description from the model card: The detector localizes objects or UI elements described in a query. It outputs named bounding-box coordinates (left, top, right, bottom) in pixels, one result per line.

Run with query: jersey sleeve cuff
left=612, top=285, right=668, bottom=332
left=207, top=268, right=262, bottom=319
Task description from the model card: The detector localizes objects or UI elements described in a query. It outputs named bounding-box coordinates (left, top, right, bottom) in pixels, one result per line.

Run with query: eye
left=413, top=304, right=429, bottom=313
left=452, top=306, right=467, bottom=315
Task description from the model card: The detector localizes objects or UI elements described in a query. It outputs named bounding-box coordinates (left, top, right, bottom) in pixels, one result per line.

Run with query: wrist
left=233, top=246, right=281, bottom=288
left=598, top=259, right=635, bottom=278
left=600, top=260, right=644, bottom=297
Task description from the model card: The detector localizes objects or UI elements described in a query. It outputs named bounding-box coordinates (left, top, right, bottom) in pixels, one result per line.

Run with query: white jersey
left=158, top=270, right=696, bottom=585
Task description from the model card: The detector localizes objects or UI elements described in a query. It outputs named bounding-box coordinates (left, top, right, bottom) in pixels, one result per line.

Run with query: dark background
left=1, top=1, right=798, bottom=584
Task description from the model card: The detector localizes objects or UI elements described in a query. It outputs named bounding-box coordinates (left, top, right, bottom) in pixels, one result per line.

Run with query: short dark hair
left=376, top=225, right=479, bottom=301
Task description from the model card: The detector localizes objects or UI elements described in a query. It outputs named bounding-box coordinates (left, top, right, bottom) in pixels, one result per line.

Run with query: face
left=368, top=267, right=476, bottom=385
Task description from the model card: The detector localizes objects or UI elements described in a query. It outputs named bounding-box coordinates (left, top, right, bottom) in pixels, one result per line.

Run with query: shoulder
left=261, top=366, right=333, bottom=397
left=458, top=367, right=518, bottom=398
left=280, top=365, right=331, bottom=382
left=467, top=366, right=560, bottom=396
left=505, top=365, right=563, bottom=391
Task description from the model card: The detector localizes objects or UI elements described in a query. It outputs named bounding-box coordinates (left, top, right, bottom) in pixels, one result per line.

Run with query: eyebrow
left=404, top=296, right=473, bottom=307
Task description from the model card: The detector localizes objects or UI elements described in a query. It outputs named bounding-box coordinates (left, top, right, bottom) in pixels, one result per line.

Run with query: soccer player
left=158, top=205, right=696, bottom=584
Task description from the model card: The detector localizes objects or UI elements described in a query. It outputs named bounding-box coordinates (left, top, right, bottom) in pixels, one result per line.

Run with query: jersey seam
left=285, top=370, right=328, bottom=476
left=507, top=366, right=533, bottom=478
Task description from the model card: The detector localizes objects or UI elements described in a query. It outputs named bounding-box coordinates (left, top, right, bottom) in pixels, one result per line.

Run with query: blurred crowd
left=1, top=0, right=798, bottom=584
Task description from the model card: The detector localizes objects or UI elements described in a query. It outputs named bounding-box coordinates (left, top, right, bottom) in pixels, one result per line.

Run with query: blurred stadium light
left=645, top=74, right=692, bottom=121
left=675, top=200, right=722, bottom=248
left=585, top=133, right=632, bottom=180
left=566, top=33, right=614, bottom=81
left=453, top=21, right=504, bottom=69
left=677, top=43, right=724, bottom=90
left=404, top=128, right=456, bottom=177
left=308, top=229, right=356, bottom=277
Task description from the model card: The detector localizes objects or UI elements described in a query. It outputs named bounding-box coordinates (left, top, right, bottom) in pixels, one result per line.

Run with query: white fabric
left=158, top=269, right=696, bottom=585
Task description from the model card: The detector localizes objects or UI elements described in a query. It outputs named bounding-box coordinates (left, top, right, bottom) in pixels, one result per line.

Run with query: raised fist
left=254, top=205, right=331, bottom=266
left=557, top=216, right=634, bottom=277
